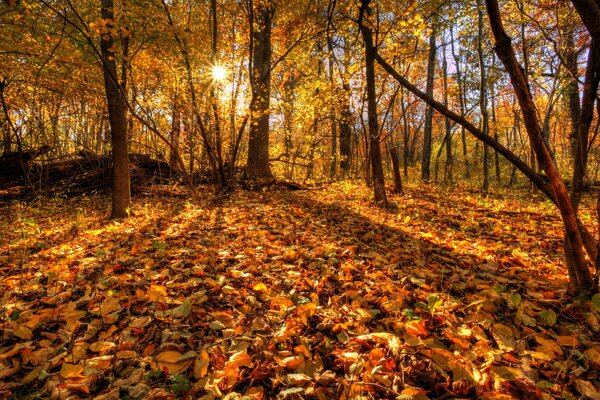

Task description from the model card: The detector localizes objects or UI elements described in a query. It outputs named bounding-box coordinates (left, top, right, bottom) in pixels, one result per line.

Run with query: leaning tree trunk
left=485, top=0, right=593, bottom=292
left=246, top=1, right=274, bottom=180
left=101, top=0, right=131, bottom=219
left=359, top=0, right=387, bottom=204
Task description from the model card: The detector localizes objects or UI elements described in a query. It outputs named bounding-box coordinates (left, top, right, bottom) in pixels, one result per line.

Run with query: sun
left=211, top=65, right=227, bottom=82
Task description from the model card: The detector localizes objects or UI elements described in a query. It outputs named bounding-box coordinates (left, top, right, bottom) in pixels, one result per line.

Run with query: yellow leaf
left=230, top=350, right=253, bottom=368
left=491, top=324, right=516, bottom=352
left=98, top=297, right=121, bottom=316
left=129, top=316, right=152, bottom=328
left=152, top=351, right=193, bottom=374
left=117, top=350, right=137, bottom=359
left=60, top=363, right=84, bottom=379
left=89, top=341, right=116, bottom=353
left=148, top=285, right=168, bottom=302
left=194, top=349, right=210, bottom=378
left=155, top=351, right=182, bottom=363
left=557, top=336, right=578, bottom=347
left=253, top=283, right=268, bottom=292
left=13, top=326, right=33, bottom=340
left=584, top=346, right=600, bottom=367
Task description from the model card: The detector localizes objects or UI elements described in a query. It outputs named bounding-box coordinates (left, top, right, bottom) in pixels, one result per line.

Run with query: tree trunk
left=450, top=26, right=470, bottom=179
left=477, top=2, right=490, bottom=192
left=359, top=0, right=387, bottom=204
left=421, top=24, right=437, bottom=181
left=246, top=1, right=274, bottom=179
left=169, top=95, right=181, bottom=171
left=571, top=41, right=600, bottom=210
left=442, top=37, right=453, bottom=183
left=390, top=146, right=403, bottom=194
left=339, top=82, right=352, bottom=175
left=101, top=0, right=131, bottom=219
left=485, top=0, right=593, bottom=292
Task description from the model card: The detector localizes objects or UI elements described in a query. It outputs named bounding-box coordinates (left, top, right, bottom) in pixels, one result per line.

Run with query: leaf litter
left=0, top=182, right=599, bottom=399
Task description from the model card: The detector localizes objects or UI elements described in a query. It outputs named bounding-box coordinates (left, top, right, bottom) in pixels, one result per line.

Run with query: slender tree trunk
left=571, top=41, right=600, bottom=210
left=421, top=24, right=437, bottom=181
left=565, top=28, right=581, bottom=163
left=210, top=0, right=225, bottom=185
left=101, top=0, right=131, bottom=219
left=246, top=0, right=274, bottom=179
left=339, top=82, right=352, bottom=175
left=400, top=87, right=410, bottom=178
left=477, top=1, right=490, bottom=192
left=329, top=52, right=338, bottom=179
left=490, top=76, right=501, bottom=183
left=442, top=38, right=453, bottom=183
left=450, top=26, right=469, bottom=179
left=359, top=0, right=387, bottom=204
left=170, top=95, right=181, bottom=171
left=390, top=146, right=403, bottom=194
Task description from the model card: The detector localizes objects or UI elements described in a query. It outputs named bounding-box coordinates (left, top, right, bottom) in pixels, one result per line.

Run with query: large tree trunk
left=485, top=0, right=593, bottom=292
left=246, top=1, right=274, bottom=179
left=359, top=0, right=387, bottom=204
left=421, top=25, right=437, bottom=181
left=100, top=0, right=131, bottom=219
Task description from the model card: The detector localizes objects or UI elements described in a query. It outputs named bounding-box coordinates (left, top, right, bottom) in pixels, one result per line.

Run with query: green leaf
left=591, top=293, right=600, bottom=310
left=509, top=293, right=521, bottom=307
left=539, top=309, right=557, bottom=326
left=536, top=380, right=553, bottom=389
left=427, top=294, right=442, bottom=315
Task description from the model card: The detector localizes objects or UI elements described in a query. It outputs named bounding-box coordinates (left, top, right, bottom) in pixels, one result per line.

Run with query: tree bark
left=169, top=95, right=181, bottom=171
left=571, top=41, right=600, bottom=210
left=442, top=37, right=453, bottom=183
left=477, top=2, right=490, bottom=192
left=390, top=146, right=403, bottom=194
left=100, top=0, right=131, bottom=219
left=359, top=0, right=387, bottom=204
left=421, top=24, right=437, bottom=181
left=246, top=0, right=274, bottom=179
left=339, top=82, right=352, bottom=175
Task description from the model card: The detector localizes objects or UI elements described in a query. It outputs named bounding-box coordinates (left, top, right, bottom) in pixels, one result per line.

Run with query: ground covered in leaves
left=1, top=182, right=600, bottom=400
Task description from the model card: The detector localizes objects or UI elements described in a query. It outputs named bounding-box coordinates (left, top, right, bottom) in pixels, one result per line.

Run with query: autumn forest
left=2, top=0, right=600, bottom=398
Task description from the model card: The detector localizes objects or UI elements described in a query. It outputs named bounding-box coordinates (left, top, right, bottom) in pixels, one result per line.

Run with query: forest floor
left=1, top=181, right=600, bottom=400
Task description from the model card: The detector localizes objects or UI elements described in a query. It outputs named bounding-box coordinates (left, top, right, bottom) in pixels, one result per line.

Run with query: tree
left=358, top=0, right=386, bottom=204
left=421, top=22, right=437, bottom=181
left=100, top=0, right=131, bottom=219
left=365, top=5, right=597, bottom=292
left=246, top=0, right=274, bottom=180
